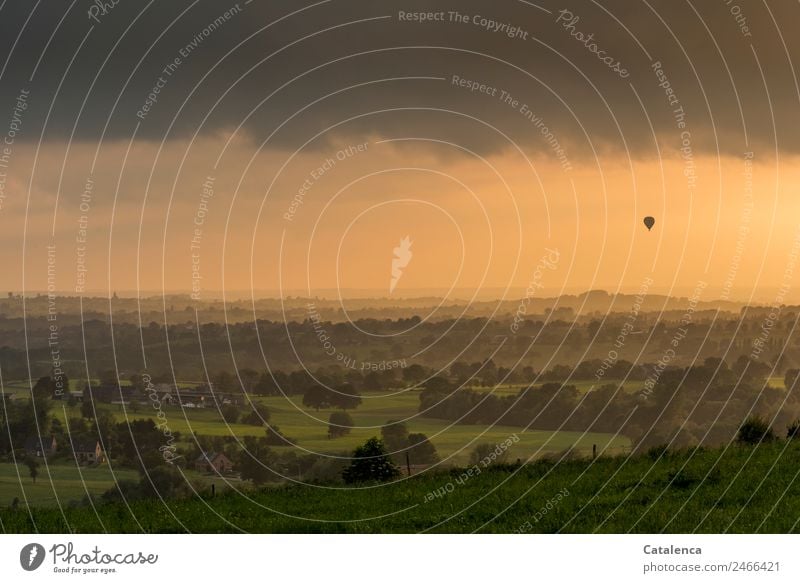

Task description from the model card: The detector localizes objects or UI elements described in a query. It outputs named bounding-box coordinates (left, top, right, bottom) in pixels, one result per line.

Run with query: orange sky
left=3, top=1, right=800, bottom=303
left=3, top=134, right=799, bottom=303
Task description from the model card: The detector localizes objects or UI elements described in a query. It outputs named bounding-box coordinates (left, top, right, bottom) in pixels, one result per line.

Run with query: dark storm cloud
left=0, top=0, right=797, bottom=159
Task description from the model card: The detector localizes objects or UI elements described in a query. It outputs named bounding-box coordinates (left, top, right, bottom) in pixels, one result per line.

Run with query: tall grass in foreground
left=2, top=441, right=800, bottom=533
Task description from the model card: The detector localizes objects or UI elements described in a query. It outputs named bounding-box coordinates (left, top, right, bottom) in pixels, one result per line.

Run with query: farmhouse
left=71, top=438, right=105, bottom=465
left=174, top=388, right=209, bottom=408
left=194, top=451, right=233, bottom=474
left=24, top=434, right=57, bottom=458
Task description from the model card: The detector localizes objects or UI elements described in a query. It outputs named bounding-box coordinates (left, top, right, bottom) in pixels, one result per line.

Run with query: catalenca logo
left=19, top=543, right=46, bottom=571
left=390, top=235, right=413, bottom=293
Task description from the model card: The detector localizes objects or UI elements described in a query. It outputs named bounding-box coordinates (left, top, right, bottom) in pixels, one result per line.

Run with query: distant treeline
left=2, top=310, right=799, bottom=382
left=419, top=357, right=800, bottom=450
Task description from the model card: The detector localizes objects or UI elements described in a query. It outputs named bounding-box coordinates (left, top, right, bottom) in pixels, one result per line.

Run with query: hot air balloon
left=643, top=216, right=655, bottom=231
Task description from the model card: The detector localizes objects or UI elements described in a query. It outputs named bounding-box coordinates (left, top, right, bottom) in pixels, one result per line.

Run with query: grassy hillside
left=3, top=441, right=800, bottom=533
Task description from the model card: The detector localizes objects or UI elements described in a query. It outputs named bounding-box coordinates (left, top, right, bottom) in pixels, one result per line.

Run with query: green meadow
left=50, top=389, right=630, bottom=465
left=0, top=463, right=139, bottom=507
left=4, top=441, right=800, bottom=533
left=0, top=463, right=236, bottom=507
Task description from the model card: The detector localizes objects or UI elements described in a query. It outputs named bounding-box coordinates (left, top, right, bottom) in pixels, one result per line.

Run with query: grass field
left=3, top=441, right=800, bottom=533
left=0, top=463, right=140, bottom=507
left=768, top=376, right=786, bottom=389
left=5, top=381, right=629, bottom=509
left=0, top=386, right=630, bottom=511
left=469, top=379, right=647, bottom=394
left=0, top=462, right=238, bottom=508
left=50, top=390, right=629, bottom=465
left=1, top=378, right=203, bottom=396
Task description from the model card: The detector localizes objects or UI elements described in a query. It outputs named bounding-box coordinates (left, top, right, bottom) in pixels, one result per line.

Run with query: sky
left=1, top=0, right=799, bottom=302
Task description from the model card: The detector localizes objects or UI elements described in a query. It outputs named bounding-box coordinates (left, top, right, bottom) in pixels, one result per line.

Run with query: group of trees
left=302, top=383, right=363, bottom=410
left=736, top=415, right=800, bottom=445
left=7, top=307, right=800, bottom=395
left=418, top=356, right=800, bottom=451
left=340, top=431, right=441, bottom=484
left=186, top=433, right=406, bottom=486
left=380, top=421, right=439, bottom=465
left=0, top=378, right=52, bottom=456
left=209, top=354, right=774, bottom=400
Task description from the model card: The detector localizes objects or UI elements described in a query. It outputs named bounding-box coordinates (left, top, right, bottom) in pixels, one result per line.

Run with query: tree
left=785, top=369, right=800, bottom=392
left=407, top=433, right=439, bottom=464
left=255, top=371, right=286, bottom=396
left=219, top=404, right=240, bottom=424
left=422, top=376, right=450, bottom=392
left=449, top=361, right=472, bottom=380
left=328, top=412, right=354, bottom=438
left=737, top=416, right=775, bottom=445
left=402, top=364, right=427, bottom=384
left=23, top=457, right=39, bottom=484
left=80, top=388, right=96, bottom=420
left=212, top=371, right=234, bottom=392
left=238, top=368, right=260, bottom=392
left=379, top=369, right=398, bottom=388
left=381, top=421, right=409, bottom=451
left=330, top=383, right=362, bottom=410
left=264, top=424, right=294, bottom=446
left=242, top=403, right=271, bottom=426
left=732, top=355, right=770, bottom=382
left=302, top=385, right=331, bottom=410
left=129, top=374, right=145, bottom=392
left=363, top=371, right=382, bottom=391
left=114, top=419, right=164, bottom=471
left=238, top=437, right=274, bottom=485
left=288, top=370, right=313, bottom=394
left=342, top=437, right=399, bottom=484
left=139, top=465, right=191, bottom=498
left=479, top=359, right=498, bottom=386
left=98, top=369, right=119, bottom=386
left=32, top=376, right=55, bottom=414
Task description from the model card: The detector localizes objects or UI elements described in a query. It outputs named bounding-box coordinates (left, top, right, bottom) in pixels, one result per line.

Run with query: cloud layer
left=1, top=0, right=797, bottom=160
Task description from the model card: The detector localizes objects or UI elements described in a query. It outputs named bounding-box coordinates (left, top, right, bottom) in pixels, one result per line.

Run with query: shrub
left=737, top=416, right=775, bottom=445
